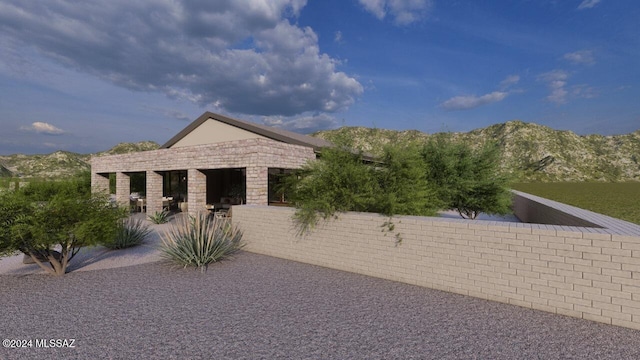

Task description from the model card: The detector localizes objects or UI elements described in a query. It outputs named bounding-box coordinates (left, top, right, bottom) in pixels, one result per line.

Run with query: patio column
left=146, top=171, right=163, bottom=215
left=188, top=169, right=207, bottom=217
left=91, top=172, right=110, bottom=195
left=115, top=172, right=130, bottom=207
left=246, top=166, right=268, bottom=205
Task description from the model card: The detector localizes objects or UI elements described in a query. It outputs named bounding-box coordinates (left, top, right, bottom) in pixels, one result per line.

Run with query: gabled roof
left=161, top=111, right=334, bottom=152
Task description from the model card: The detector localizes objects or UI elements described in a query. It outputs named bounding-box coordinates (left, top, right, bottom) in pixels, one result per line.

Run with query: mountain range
left=1, top=122, right=639, bottom=182
left=0, top=141, right=160, bottom=179
left=313, top=120, right=640, bottom=182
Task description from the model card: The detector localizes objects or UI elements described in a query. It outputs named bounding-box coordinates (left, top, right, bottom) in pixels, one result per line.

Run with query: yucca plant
left=160, top=213, right=243, bottom=271
left=103, top=217, right=151, bottom=250
left=148, top=210, right=170, bottom=224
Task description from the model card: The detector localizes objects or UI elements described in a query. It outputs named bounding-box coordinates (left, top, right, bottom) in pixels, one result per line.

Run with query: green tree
left=0, top=174, right=126, bottom=275
left=283, top=145, right=440, bottom=234
left=283, top=147, right=379, bottom=234
left=421, top=139, right=512, bottom=219
left=375, top=144, right=442, bottom=216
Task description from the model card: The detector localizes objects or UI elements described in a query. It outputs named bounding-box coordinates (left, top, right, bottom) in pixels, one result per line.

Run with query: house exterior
left=91, top=111, right=333, bottom=216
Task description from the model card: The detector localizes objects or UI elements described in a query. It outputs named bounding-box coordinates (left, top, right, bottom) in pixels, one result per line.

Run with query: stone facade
left=91, top=138, right=316, bottom=216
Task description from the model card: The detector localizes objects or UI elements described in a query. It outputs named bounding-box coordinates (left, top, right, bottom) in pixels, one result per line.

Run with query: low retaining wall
left=512, top=191, right=601, bottom=228
left=512, top=191, right=640, bottom=234
left=232, top=200, right=640, bottom=330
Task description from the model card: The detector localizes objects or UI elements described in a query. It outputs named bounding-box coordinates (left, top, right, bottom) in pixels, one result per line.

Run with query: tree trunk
left=26, top=250, right=67, bottom=275
left=27, top=251, right=56, bottom=275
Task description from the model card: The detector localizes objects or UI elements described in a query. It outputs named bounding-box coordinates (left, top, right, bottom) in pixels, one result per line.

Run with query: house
left=91, top=111, right=334, bottom=216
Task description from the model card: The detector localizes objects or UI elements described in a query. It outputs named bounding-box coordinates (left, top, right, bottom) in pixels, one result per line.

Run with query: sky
left=0, top=0, right=639, bottom=155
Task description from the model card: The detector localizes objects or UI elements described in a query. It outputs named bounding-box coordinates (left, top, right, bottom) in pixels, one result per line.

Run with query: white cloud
left=441, top=91, right=508, bottom=111
left=358, top=0, right=432, bottom=25
left=334, top=31, right=343, bottom=43
left=261, top=113, right=338, bottom=133
left=538, top=70, right=569, bottom=104
left=571, top=84, right=598, bottom=99
left=499, top=75, right=520, bottom=90
left=578, top=0, right=601, bottom=10
left=19, top=122, right=65, bottom=135
left=0, top=0, right=362, bottom=117
left=563, top=50, right=595, bottom=65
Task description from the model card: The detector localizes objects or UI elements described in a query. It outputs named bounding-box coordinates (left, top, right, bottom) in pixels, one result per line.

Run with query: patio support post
left=91, top=172, right=110, bottom=195
left=246, top=166, right=268, bottom=205
left=115, top=172, right=131, bottom=207
left=188, top=169, right=207, bottom=217
left=146, top=171, right=163, bottom=215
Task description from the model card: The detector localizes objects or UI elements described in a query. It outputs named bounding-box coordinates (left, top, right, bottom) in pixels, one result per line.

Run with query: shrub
left=103, top=217, right=151, bottom=249
left=148, top=210, right=170, bottom=224
left=160, top=213, right=243, bottom=271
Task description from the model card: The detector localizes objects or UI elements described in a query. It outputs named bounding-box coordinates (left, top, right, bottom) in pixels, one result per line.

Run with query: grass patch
left=512, top=182, right=640, bottom=225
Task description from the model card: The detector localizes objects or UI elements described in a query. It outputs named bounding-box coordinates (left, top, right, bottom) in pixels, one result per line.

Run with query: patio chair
left=215, top=209, right=229, bottom=219
left=137, top=198, right=146, bottom=213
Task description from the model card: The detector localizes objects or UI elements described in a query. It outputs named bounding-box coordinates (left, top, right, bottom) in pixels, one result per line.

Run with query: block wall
left=232, top=205, right=640, bottom=330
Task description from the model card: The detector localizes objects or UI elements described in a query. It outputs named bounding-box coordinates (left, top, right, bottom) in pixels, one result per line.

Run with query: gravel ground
left=1, top=252, right=640, bottom=360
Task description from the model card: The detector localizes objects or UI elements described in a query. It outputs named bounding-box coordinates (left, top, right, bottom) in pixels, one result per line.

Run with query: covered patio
left=91, top=112, right=325, bottom=216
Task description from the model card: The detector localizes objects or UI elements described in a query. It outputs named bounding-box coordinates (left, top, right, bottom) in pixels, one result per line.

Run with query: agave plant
left=160, top=213, right=243, bottom=271
left=148, top=210, right=170, bottom=224
left=103, top=217, right=151, bottom=249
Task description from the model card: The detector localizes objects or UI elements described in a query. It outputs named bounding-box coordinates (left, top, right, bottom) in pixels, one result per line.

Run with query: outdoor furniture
left=162, top=196, right=174, bottom=211
left=137, top=198, right=146, bottom=213
left=211, top=202, right=232, bottom=210
left=215, top=209, right=229, bottom=219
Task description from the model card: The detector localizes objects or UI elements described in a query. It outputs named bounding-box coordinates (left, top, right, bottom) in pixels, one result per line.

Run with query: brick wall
left=232, top=205, right=640, bottom=330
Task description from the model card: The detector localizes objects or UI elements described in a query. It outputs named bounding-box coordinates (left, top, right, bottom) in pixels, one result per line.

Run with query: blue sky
left=0, top=0, right=638, bottom=155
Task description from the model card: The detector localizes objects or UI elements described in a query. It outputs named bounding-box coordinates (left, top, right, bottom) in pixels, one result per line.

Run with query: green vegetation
left=283, top=140, right=512, bottom=234
left=511, top=182, right=640, bottom=225
left=148, top=210, right=170, bottom=224
left=0, top=173, right=127, bottom=275
left=160, top=213, right=244, bottom=271
left=422, top=139, right=512, bottom=219
left=282, top=145, right=441, bottom=234
left=102, top=217, right=151, bottom=250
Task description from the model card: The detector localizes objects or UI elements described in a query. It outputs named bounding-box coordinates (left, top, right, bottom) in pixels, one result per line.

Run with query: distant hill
left=0, top=141, right=160, bottom=179
left=2, top=121, right=639, bottom=182
left=96, top=141, right=160, bottom=156
left=313, top=121, right=640, bottom=182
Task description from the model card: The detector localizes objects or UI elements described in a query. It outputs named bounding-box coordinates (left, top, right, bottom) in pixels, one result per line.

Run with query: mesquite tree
left=0, top=173, right=126, bottom=275
left=421, top=138, right=513, bottom=219
left=281, top=145, right=441, bottom=234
